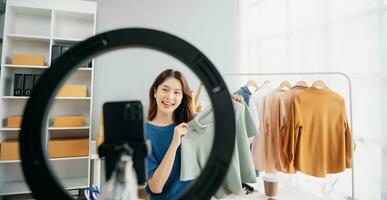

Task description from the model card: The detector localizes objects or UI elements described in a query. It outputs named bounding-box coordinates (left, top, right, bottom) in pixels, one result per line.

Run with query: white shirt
left=248, top=82, right=275, bottom=136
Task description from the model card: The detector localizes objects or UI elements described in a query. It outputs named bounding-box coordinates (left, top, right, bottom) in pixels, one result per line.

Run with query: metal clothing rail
left=222, top=72, right=355, bottom=200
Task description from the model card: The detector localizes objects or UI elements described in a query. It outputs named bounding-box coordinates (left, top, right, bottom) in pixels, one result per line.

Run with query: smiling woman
left=145, top=69, right=194, bottom=200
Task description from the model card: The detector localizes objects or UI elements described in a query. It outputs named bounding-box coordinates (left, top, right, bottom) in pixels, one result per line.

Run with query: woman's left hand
left=232, top=94, right=243, bottom=103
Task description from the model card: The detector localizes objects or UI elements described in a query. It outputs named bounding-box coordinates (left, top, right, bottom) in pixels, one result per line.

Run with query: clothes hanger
left=193, top=83, right=204, bottom=112
left=263, top=80, right=271, bottom=85
left=278, top=80, right=291, bottom=90
left=246, top=80, right=259, bottom=91
left=311, top=80, right=328, bottom=89
left=295, top=80, right=308, bottom=87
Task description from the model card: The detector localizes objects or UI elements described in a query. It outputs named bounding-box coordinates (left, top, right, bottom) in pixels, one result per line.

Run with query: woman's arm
left=147, top=123, right=187, bottom=194
left=147, top=142, right=178, bottom=193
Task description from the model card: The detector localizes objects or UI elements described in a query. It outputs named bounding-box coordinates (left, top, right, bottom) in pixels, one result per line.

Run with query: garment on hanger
left=180, top=100, right=257, bottom=198
left=248, top=82, right=275, bottom=135
left=276, top=84, right=307, bottom=171
left=251, top=88, right=293, bottom=173
left=250, top=84, right=308, bottom=173
left=290, top=84, right=308, bottom=96
left=233, top=86, right=253, bottom=106
left=283, top=87, right=352, bottom=177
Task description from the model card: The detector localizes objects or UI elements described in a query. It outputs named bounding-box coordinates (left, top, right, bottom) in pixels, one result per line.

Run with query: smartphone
left=103, top=100, right=147, bottom=185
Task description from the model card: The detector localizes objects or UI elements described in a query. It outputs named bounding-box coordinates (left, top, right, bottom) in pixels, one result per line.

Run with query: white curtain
left=239, top=0, right=387, bottom=199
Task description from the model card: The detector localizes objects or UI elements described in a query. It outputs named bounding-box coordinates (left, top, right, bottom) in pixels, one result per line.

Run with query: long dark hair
left=148, top=69, right=193, bottom=124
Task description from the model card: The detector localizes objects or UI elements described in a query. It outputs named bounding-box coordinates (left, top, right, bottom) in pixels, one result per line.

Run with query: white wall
left=91, top=0, right=237, bottom=137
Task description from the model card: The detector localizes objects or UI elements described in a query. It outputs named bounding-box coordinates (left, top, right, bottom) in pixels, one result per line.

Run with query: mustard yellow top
left=282, top=87, right=352, bottom=177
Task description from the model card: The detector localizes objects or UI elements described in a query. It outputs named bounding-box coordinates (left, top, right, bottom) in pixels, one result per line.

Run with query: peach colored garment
left=274, top=85, right=307, bottom=171
left=251, top=89, right=293, bottom=173
left=283, top=87, right=352, bottom=177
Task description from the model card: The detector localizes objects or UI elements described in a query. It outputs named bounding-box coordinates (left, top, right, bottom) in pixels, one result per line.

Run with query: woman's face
left=154, top=77, right=183, bottom=115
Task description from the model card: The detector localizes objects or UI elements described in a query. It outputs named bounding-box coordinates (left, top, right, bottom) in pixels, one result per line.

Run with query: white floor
left=218, top=174, right=353, bottom=200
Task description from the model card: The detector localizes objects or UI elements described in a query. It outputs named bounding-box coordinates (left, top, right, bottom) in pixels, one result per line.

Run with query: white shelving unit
left=3, top=64, right=92, bottom=71
left=0, top=156, right=89, bottom=164
left=0, top=177, right=88, bottom=196
left=0, top=0, right=97, bottom=196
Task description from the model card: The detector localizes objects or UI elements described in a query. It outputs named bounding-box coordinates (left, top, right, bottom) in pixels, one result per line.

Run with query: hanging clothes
left=251, top=88, right=293, bottom=173
left=180, top=100, right=257, bottom=198
left=283, top=87, right=352, bottom=177
left=289, top=85, right=308, bottom=96
left=275, top=85, right=307, bottom=171
left=248, top=82, right=275, bottom=135
left=233, top=86, right=253, bottom=106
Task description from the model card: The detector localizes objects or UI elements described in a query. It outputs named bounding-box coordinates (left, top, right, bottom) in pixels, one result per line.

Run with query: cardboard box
left=57, top=85, right=87, bottom=97
left=96, top=131, right=104, bottom=148
left=96, top=111, right=104, bottom=147
left=12, top=54, right=45, bottom=66
left=0, top=140, right=20, bottom=160
left=48, top=138, right=89, bottom=158
left=53, top=115, right=85, bottom=127
left=6, top=115, right=22, bottom=128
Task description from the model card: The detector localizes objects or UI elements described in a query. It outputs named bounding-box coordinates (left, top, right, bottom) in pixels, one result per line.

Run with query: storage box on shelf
left=6, top=115, right=22, bottom=128
left=11, top=54, right=45, bottom=66
left=0, top=0, right=96, bottom=196
left=0, top=139, right=19, bottom=160
left=48, top=137, right=89, bottom=158
left=53, top=115, right=85, bottom=127
left=58, top=85, right=88, bottom=97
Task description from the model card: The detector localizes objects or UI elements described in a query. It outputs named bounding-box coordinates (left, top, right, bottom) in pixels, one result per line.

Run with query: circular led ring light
left=20, top=28, right=236, bottom=200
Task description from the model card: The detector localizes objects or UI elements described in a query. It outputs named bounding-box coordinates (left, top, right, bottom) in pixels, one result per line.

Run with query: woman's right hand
left=171, top=123, right=188, bottom=148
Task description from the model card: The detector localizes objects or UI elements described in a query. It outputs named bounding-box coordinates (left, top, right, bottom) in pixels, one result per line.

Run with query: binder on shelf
left=61, top=45, right=70, bottom=54
left=23, top=74, right=34, bottom=96
left=13, top=73, right=24, bottom=96
left=33, top=74, right=41, bottom=87
left=77, top=60, right=89, bottom=68
left=51, top=45, right=61, bottom=63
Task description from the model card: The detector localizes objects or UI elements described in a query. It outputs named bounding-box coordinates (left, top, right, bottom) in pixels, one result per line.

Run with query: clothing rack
left=222, top=72, right=355, bottom=200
